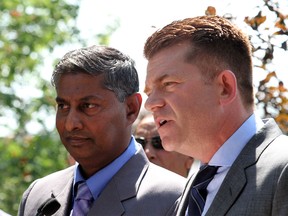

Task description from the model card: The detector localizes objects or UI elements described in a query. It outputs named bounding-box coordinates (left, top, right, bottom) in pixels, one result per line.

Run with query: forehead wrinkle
left=79, top=95, right=104, bottom=101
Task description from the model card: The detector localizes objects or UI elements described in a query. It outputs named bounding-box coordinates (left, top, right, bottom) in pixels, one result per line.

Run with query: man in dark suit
left=18, top=45, right=185, bottom=216
left=143, top=15, right=288, bottom=215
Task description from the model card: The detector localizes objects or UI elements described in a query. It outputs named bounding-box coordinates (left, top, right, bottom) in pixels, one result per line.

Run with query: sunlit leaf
left=275, top=18, right=287, bottom=31
left=259, top=71, right=277, bottom=84
left=244, top=11, right=266, bottom=30
left=205, top=6, right=216, bottom=16
left=279, top=81, right=287, bottom=92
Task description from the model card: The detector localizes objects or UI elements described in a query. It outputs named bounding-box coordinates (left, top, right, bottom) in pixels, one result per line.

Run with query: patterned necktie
left=187, top=165, right=219, bottom=216
left=72, top=181, right=94, bottom=216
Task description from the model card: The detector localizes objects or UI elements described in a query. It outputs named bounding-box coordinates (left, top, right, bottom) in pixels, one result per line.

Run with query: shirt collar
left=73, top=136, right=140, bottom=200
left=209, top=113, right=264, bottom=167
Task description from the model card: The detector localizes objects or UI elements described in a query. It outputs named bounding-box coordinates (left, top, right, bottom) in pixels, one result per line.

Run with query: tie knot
left=192, top=165, right=220, bottom=188
left=188, top=165, right=220, bottom=216
left=75, top=182, right=93, bottom=201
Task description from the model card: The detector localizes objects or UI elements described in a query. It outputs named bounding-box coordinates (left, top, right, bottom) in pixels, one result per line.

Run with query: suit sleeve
left=272, top=162, right=288, bottom=215
left=17, top=180, right=38, bottom=216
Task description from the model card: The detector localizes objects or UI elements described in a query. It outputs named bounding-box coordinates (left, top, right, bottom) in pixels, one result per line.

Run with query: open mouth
left=159, top=120, right=167, bottom=126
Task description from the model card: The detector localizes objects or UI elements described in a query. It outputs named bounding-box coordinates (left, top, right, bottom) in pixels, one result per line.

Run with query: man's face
left=144, top=42, right=220, bottom=157
left=55, top=73, right=136, bottom=176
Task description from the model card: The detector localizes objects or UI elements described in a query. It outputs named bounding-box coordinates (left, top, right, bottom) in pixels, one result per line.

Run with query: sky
left=76, top=0, right=288, bottom=98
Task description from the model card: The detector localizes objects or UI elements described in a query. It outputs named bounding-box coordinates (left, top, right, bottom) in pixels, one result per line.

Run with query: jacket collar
left=206, top=118, right=282, bottom=215
left=88, top=148, right=149, bottom=215
left=36, top=166, right=74, bottom=216
left=176, top=118, right=282, bottom=216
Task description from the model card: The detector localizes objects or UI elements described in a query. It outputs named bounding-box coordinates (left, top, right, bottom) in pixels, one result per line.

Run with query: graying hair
left=51, top=45, right=139, bottom=102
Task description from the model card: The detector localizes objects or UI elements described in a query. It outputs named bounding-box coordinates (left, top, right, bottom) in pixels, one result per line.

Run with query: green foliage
left=96, top=19, right=120, bottom=45
left=0, top=0, right=80, bottom=214
left=0, top=132, right=68, bottom=213
left=0, top=0, right=80, bottom=136
left=0, top=0, right=118, bottom=213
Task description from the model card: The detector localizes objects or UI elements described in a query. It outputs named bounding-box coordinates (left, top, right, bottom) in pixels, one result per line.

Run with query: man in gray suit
left=18, top=45, right=185, bottom=216
left=143, top=15, right=288, bottom=215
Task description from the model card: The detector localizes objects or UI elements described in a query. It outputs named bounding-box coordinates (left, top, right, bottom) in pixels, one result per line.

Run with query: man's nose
left=144, top=142, right=157, bottom=161
left=64, top=109, right=83, bottom=132
left=144, top=91, right=164, bottom=112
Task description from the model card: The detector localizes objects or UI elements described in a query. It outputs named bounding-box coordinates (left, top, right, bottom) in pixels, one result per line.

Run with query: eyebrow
left=55, top=97, right=65, bottom=103
left=55, top=95, right=102, bottom=103
left=144, top=74, right=169, bottom=94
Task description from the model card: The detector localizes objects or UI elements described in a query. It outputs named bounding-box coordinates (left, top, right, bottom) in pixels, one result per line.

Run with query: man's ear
left=126, top=93, right=142, bottom=122
left=217, top=70, right=237, bottom=105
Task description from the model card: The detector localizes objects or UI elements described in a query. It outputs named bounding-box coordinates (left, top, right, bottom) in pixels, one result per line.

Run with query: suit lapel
left=176, top=172, right=197, bottom=216
left=88, top=149, right=149, bottom=215
left=34, top=166, right=74, bottom=216
left=49, top=167, right=74, bottom=216
left=206, top=161, right=247, bottom=215
left=206, top=119, right=282, bottom=215
left=88, top=179, right=125, bottom=215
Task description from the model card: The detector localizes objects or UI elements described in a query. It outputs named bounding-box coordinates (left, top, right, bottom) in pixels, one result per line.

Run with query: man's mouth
left=159, top=120, right=167, bottom=126
left=66, top=136, right=91, bottom=144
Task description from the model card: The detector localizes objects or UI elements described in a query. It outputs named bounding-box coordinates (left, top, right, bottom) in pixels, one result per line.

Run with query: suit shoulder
left=267, top=135, right=288, bottom=158
left=146, top=162, right=186, bottom=188
left=149, top=162, right=185, bottom=178
left=265, top=134, right=288, bottom=164
left=25, top=166, right=74, bottom=194
left=36, top=166, right=74, bottom=182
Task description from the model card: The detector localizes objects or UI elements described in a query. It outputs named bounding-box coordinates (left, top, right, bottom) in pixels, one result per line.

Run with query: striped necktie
left=71, top=181, right=94, bottom=216
left=187, top=165, right=219, bottom=216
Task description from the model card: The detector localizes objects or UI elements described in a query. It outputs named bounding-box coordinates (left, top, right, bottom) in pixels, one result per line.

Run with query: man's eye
left=57, top=104, right=69, bottom=110
left=80, top=103, right=100, bottom=115
left=81, top=103, right=96, bottom=109
left=163, top=81, right=177, bottom=87
left=163, top=82, right=172, bottom=86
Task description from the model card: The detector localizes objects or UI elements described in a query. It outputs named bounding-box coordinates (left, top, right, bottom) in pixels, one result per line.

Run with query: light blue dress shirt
left=202, top=113, right=264, bottom=215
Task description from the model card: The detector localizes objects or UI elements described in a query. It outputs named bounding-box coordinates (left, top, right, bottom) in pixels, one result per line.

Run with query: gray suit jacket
left=176, top=118, right=288, bottom=216
left=18, top=148, right=186, bottom=216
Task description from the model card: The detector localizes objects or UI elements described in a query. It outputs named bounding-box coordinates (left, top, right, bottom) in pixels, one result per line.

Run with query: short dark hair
left=144, top=15, right=254, bottom=106
left=52, top=45, right=139, bottom=102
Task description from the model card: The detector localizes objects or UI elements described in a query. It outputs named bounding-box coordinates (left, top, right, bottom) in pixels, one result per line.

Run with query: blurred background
left=0, top=0, right=287, bottom=214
